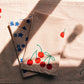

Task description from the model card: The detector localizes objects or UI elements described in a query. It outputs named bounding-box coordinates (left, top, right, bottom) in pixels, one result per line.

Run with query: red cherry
left=27, top=59, right=33, bottom=65
left=47, top=64, right=52, bottom=70
left=40, top=62, right=46, bottom=67
left=35, top=58, right=41, bottom=63
left=60, top=32, right=64, bottom=38
left=38, top=52, right=44, bottom=58
left=0, top=8, right=2, bottom=13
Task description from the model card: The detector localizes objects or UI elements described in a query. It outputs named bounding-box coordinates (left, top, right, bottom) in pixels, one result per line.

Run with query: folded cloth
left=7, top=15, right=38, bottom=78
left=20, top=11, right=64, bottom=76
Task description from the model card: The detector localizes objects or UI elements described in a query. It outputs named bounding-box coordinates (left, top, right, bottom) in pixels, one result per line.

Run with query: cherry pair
left=27, top=58, right=41, bottom=65
left=27, top=44, right=44, bottom=65
left=40, top=62, right=52, bottom=69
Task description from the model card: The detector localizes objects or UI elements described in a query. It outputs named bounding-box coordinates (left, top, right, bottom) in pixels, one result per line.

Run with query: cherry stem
left=37, top=44, right=42, bottom=52
left=48, top=58, right=50, bottom=64
left=30, top=50, right=37, bottom=60
left=48, top=56, right=52, bottom=64
left=64, top=28, right=66, bottom=32
left=43, top=57, right=49, bottom=62
left=36, top=50, right=37, bottom=58
left=43, top=55, right=52, bottom=63
left=44, top=52, right=50, bottom=56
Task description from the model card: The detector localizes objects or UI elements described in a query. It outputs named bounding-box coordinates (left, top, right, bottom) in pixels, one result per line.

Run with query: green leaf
left=44, top=52, right=50, bottom=56
left=51, top=57, right=55, bottom=61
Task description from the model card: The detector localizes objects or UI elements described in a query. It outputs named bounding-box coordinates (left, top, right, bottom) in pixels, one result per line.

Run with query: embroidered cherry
left=60, top=29, right=66, bottom=38
left=35, top=58, right=41, bottom=63
left=43, top=52, right=55, bottom=70
left=27, top=50, right=37, bottom=65
left=38, top=52, right=44, bottom=58
left=40, top=56, right=48, bottom=68
left=60, top=32, right=64, bottom=38
left=40, top=62, right=46, bottom=67
left=27, top=59, right=33, bottom=65
left=47, top=64, right=52, bottom=70
left=34, top=50, right=41, bottom=63
left=0, top=8, right=2, bottom=13
left=37, top=44, right=44, bottom=58
left=0, top=8, right=2, bottom=18
left=47, top=56, right=52, bottom=70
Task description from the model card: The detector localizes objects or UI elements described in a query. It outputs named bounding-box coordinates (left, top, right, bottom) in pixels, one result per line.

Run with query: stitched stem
left=48, top=55, right=52, bottom=64
left=30, top=50, right=37, bottom=60
left=43, top=57, right=49, bottom=62
left=64, top=28, right=66, bottom=32
left=37, top=44, right=42, bottom=52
